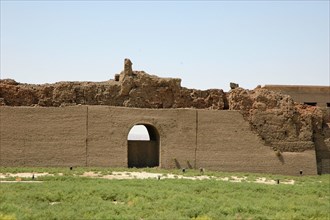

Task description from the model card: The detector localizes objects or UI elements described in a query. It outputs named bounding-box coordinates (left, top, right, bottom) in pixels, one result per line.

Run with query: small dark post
left=32, top=174, right=35, bottom=180
left=182, top=168, right=186, bottom=173
left=277, top=179, right=280, bottom=184
left=70, top=167, right=73, bottom=170
left=299, top=170, right=303, bottom=176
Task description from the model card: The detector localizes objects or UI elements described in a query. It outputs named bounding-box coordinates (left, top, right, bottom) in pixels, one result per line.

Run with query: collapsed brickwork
left=1, top=59, right=329, bottom=173
left=228, top=87, right=326, bottom=151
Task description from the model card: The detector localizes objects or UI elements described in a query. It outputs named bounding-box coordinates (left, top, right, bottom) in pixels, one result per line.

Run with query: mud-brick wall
left=196, top=110, right=317, bottom=175
left=0, top=107, right=87, bottom=166
left=86, top=106, right=196, bottom=168
left=0, top=106, right=318, bottom=175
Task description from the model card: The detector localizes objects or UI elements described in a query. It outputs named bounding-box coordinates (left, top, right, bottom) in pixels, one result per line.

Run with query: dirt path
left=0, top=171, right=295, bottom=185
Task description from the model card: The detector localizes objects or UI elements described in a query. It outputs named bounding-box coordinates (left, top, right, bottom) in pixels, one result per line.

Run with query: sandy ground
left=0, top=173, right=52, bottom=178
left=0, top=171, right=295, bottom=185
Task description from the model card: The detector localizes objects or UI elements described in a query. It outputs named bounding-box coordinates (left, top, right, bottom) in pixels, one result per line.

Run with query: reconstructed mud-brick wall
left=0, top=106, right=317, bottom=175
left=0, top=107, right=87, bottom=166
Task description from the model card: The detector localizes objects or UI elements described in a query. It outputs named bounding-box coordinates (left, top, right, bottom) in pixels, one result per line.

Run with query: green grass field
left=0, top=167, right=329, bottom=220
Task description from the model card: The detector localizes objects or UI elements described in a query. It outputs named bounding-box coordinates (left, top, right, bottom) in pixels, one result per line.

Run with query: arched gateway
left=127, top=124, right=160, bottom=168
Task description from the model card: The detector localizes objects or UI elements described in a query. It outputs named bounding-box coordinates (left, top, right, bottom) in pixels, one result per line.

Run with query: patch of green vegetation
left=0, top=167, right=329, bottom=219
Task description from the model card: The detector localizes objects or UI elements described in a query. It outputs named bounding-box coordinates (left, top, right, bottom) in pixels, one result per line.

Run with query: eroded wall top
left=0, top=59, right=225, bottom=109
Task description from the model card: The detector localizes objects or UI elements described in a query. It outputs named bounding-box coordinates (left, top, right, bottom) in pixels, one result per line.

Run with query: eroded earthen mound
left=0, top=60, right=225, bottom=109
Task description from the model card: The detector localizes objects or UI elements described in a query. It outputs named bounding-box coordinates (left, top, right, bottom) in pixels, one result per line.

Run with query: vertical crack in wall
left=194, top=110, right=198, bottom=169
left=85, top=106, right=89, bottom=166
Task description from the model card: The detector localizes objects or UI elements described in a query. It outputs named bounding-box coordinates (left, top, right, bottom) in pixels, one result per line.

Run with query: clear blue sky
left=1, top=1, right=329, bottom=91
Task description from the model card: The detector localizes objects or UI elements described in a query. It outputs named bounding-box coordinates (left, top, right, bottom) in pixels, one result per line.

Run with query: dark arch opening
left=127, top=124, right=160, bottom=168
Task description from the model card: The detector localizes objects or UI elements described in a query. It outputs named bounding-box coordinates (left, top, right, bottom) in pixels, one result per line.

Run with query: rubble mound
left=228, top=87, right=327, bottom=152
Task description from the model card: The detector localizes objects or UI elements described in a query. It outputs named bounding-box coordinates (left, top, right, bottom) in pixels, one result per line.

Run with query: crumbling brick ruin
left=0, top=59, right=329, bottom=174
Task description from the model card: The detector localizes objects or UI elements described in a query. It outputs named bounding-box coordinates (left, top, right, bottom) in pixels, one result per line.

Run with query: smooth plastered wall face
left=0, top=106, right=317, bottom=175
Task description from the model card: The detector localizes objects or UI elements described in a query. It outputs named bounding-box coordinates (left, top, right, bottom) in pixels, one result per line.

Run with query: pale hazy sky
left=1, top=1, right=329, bottom=92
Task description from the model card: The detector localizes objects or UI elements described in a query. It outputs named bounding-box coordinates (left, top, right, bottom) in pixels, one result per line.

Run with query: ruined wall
left=228, top=87, right=324, bottom=151
left=0, top=106, right=317, bottom=175
left=259, top=85, right=330, bottom=174
left=0, top=59, right=328, bottom=174
left=0, top=73, right=225, bottom=110
left=196, top=110, right=317, bottom=174
left=228, top=87, right=329, bottom=174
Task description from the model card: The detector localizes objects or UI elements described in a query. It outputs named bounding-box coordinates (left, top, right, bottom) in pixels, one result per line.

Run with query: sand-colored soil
left=0, top=171, right=295, bottom=185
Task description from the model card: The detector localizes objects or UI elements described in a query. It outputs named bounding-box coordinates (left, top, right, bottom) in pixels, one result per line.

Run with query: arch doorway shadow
left=127, top=124, right=160, bottom=168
